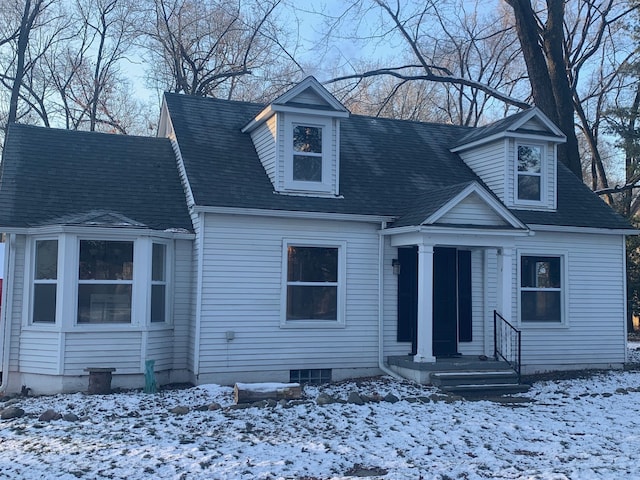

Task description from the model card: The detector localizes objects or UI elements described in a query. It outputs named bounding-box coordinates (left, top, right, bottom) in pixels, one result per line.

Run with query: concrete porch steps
left=430, top=370, right=530, bottom=397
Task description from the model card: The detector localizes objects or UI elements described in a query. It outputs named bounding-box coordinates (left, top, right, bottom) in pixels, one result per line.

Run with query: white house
left=0, top=77, right=634, bottom=394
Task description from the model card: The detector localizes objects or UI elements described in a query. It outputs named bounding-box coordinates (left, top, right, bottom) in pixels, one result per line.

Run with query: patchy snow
left=628, top=341, right=640, bottom=363
left=2, top=371, right=640, bottom=479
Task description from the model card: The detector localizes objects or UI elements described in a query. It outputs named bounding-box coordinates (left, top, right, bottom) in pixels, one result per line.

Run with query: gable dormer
left=451, top=108, right=566, bottom=212
left=242, top=77, right=349, bottom=197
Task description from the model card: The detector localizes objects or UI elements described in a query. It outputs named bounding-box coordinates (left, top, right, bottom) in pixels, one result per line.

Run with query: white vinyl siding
left=457, top=249, right=487, bottom=356
left=172, top=239, right=193, bottom=372
left=458, top=140, right=506, bottom=201
left=63, top=331, right=143, bottom=374
left=9, top=235, right=26, bottom=370
left=250, top=115, right=278, bottom=187
left=197, top=213, right=380, bottom=377
left=514, top=231, right=626, bottom=372
left=147, top=329, right=173, bottom=371
left=438, top=193, right=508, bottom=226
left=382, top=241, right=405, bottom=357
left=18, top=330, right=60, bottom=374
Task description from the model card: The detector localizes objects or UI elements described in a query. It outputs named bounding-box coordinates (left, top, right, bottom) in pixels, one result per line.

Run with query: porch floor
left=387, top=355, right=512, bottom=373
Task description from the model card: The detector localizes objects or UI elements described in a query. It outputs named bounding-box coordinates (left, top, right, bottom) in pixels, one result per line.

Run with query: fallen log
left=234, top=382, right=302, bottom=404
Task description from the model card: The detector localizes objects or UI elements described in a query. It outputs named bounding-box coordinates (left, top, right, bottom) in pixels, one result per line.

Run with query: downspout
left=378, top=222, right=403, bottom=380
left=193, top=212, right=205, bottom=378
left=1, top=234, right=16, bottom=392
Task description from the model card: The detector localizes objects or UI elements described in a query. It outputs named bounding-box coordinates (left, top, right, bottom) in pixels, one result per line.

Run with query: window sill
left=518, top=322, right=569, bottom=330
left=280, top=320, right=346, bottom=329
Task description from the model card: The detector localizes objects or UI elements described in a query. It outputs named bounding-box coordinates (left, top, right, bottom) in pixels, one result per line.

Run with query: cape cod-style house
left=0, top=77, right=634, bottom=394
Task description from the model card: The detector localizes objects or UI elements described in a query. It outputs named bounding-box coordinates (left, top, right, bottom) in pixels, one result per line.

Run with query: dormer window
left=242, top=76, right=349, bottom=196
left=284, top=115, right=332, bottom=192
left=293, top=124, right=323, bottom=182
left=516, top=143, right=544, bottom=202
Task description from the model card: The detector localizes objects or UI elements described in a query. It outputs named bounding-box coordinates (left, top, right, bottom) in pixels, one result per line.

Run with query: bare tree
left=329, top=1, right=527, bottom=125
left=141, top=0, right=298, bottom=101
left=46, top=0, right=141, bottom=132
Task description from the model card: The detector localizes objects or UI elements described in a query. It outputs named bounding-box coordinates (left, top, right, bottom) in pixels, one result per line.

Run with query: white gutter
left=191, top=205, right=393, bottom=224
left=379, top=224, right=531, bottom=237
left=193, top=212, right=205, bottom=378
left=377, top=222, right=403, bottom=381
left=525, top=224, right=639, bottom=236
left=1, top=234, right=16, bottom=392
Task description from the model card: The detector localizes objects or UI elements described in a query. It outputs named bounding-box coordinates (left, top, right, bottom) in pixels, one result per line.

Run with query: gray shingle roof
left=0, top=123, right=192, bottom=231
left=165, top=93, right=481, bottom=217
left=0, top=95, right=631, bottom=234
left=165, top=93, right=632, bottom=231
left=454, top=108, right=563, bottom=148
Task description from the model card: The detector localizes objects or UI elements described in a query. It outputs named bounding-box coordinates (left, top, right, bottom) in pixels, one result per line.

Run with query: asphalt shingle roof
left=0, top=95, right=631, bottom=234
left=0, top=123, right=192, bottom=231
left=165, top=93, right=632, bottom=231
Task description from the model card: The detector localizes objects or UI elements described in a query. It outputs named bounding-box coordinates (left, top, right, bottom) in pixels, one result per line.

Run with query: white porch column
left=497, top=247, right=513, bottom=320
left=414, top=243, right=436, bottom=363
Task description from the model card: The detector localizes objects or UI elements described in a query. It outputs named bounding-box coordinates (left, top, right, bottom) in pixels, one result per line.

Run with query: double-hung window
left=293, top=125, right=323, bottom=182
left=151, top=243, right=167, bottom=323
left=285, top=115, right=332, bottom=192
left=517, top=144, right=543, bottom=202
left=32, top=239, right=58, bottom=323
left=520, top=255, right=563, bottom=323
left=283, top=242, right=345, bottom=325
left=77, top=240, right=133, bottom=324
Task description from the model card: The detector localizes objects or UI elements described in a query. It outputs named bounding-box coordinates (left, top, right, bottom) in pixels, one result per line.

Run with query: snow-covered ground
left=2, top=349, right=640, bottom=479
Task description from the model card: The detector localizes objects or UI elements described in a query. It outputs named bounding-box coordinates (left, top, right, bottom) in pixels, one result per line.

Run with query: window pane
left=78, top=284, right=132, bottom=323
left=151, top=284, right=166, bottom=323
left=521, top=256, right=561, bottom=288
left=33, top=284, right=56, bottom=323
left=518, top=175, right=540, bottom=201
left=293, top=126, right=322, bottom=153
left=518, top=145, right=541, bottom=172
left=293, top=155, right=322, bottom=182
left=287, top=285, right=337, bottom=320
left=152, top=243, right=166, bottom=281
left=287, top=247, right=338, bottom=282
left=79, top=240, right=133, bottom=280
left=521, top=291, right=561, bottom=322
left=35, top=240, right=58, bottom=280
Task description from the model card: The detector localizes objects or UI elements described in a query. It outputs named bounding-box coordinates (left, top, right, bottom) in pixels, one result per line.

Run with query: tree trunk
left=504, top=0, right=583, bottom=180
left=234, top=383, right=302, bottom=404
left=7, top=0, right=33, bottom=127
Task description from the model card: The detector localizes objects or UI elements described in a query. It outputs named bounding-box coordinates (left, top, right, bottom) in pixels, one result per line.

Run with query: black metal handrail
left=493, top=310, right=522, bottom=381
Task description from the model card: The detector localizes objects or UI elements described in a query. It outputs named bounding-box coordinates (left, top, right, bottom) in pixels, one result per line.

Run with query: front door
left=433, top=247, right=459, bottom=356
left=397, top=246, right=472, bottom=357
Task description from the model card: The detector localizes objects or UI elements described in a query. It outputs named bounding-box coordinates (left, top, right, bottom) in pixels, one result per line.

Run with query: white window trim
left=280, top=238, right=347, bottom=329
left=24, top=237, right=61, bottom=327
left=149, top=240, right=173, bottom=326
left=283, top=114, right=333, bottom=193
left=516, top=249, right=569, bottom=329
left=514, top=142, right=546, bottom=207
